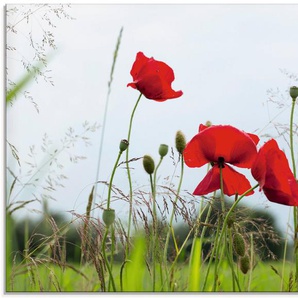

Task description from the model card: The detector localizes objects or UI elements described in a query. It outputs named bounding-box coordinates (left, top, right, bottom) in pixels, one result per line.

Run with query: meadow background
left=5, top=2, right=298, bottom=293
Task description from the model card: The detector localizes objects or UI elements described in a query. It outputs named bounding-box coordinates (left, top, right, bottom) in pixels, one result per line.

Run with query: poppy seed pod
left=159, top=144, right=169, bottom=157
left=102, top=209, right=115, bottom=227
left=119, top=139, right=129, bottom=152
left=143, top=155, right=155, bottom=175
left=175, top=130, right=186, bottom=154
left=290, top=86, right=298, bottom=100
left=232, top=232, right=246, bottom=257
left=239, top=255, right=250, bottom=274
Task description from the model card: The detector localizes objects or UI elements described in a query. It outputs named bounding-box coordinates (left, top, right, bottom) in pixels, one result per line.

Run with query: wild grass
left=7, top=257, right=295, bottom=292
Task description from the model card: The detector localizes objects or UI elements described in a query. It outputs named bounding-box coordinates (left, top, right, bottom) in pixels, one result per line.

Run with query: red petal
left=193, top=165, right=254, bottom=196
left=127, top=52, right=183, bottom=101
left=129, top=52, right=150, bottom=81
left=252, top=139, right=298, bottom=206
left=184, top=125, right=258, bottom=168
left=199, top=124, right=259, bottom=145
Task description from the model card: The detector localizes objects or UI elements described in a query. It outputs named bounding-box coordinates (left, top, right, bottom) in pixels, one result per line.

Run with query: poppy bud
left=290, top=86, right=298, bottom=100
left=102, top=208, right=115, bottom=227
left=205, top=120, right=212, bottom=127
left=232, top=232, right=246, bottom=257
left=175, top=130, right=186, bottom=154
left=159, top=144, right=168, bottom=157
left=239, top=255, right=250, bottom=274
left=119, top=139, right=129, bottom=152
left=143, top=155, right=155, bottom=175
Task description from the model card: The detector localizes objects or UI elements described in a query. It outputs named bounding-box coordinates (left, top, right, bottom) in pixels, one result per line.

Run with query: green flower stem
left=280, top=208, right=291, bottom=291
left=151, top=156, right=164, bottom=291
left=228, top=230, right=236, bottom=291
left=219, top=165, right=226, bottom=213
left=290, top=97, right=298, bottom=283
left=102, top=227, right=116, bottom=292
left=163, top=155, right=184, bottom=289
left=153, top=156, right=164, bottom=216
left=107, top=150, right=123, bottom=210
left=103, top=146, right=123, bottom=291
left=227, top=229, right=241, bottom=291
left=163, top=201, right=210, bottom=291
left=149, top=173, right=157, bottom=291
left=247, top=233, right=254, bottom=291
left=211, top=184, right=259, bottom=291
left=290, top=97, right=297, bottom=178
left=126, top=93, right=142, bottom=256
left=108, top=225, right=116, bottom=291
left=202, top=215, right=222, bottom=291
left=212, top=165, right=226, bottom=291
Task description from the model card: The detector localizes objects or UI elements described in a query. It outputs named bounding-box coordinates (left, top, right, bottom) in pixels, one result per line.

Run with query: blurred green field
left=7, top=260, right=295, bottom=292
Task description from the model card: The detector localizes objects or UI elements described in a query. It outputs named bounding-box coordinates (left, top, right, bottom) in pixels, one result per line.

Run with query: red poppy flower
left=251, top=139, right=298, bottom=206
left=127, top=52, right=183, bottom=102
left=183, top=124, right=259, bottom=196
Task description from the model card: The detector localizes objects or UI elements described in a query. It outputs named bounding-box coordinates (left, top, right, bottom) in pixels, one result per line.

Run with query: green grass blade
left=6, top=53, right=53, bottom=103
left=188, top=238, right=201, bottom=291
left=122, top=235, right=147, bottom=291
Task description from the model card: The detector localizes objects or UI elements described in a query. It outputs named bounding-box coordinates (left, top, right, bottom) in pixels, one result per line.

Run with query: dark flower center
left=218, top=156, right=225, bottom=168
left=210, top=156, right=225, bottom=168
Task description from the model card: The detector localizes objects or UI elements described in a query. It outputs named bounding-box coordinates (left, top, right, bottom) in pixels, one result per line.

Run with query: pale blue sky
left=6, top=4, right=298, bottom=235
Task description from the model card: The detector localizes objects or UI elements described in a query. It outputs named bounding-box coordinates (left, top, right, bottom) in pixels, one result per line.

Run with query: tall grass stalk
left=93, top=27, right=123, bottom=216
left=81, top=186, right=94, bottom=264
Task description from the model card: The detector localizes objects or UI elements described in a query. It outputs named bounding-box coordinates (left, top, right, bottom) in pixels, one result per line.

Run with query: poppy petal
left=127, top=52, right=183, bottom=101
left=252, top=139, right=298, bottom=206
left=198, top=124, right=260, bottom=145
left=184, top=125, right=258, bottom=168
left=129, top=52, right=150, bottom=80
left=193, top=164, right=254, bottom=196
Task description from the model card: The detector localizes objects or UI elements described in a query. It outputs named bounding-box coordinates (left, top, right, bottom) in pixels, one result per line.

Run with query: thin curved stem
left=107, top=150, right=122, bottom=209
left=151, top=156, right=164, bottom=291
left=149, top=173, right=157, bottom=291
left=126, top=93, right=142, bottom=256
left=290, top=97, right=297, bottom=178
left=102, top=227, right=116, bottom=292
left=212, top=165, right=226, bottom=291
left=163, top=155, right=184, bottom=289
left=213, top=184, right=259, bottom=287
left=290, top=97, right=298, bottom=283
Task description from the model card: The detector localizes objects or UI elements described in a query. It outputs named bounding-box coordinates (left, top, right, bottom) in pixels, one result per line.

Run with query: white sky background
left=6, top=4, right=298, bottom=236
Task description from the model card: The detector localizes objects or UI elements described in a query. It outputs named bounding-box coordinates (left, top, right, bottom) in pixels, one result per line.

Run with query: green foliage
left=122, top=235, right=147, bottom=291
left=187, top=238, right=201, bottom=291
left=6, top=61, right=44, bottom=103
